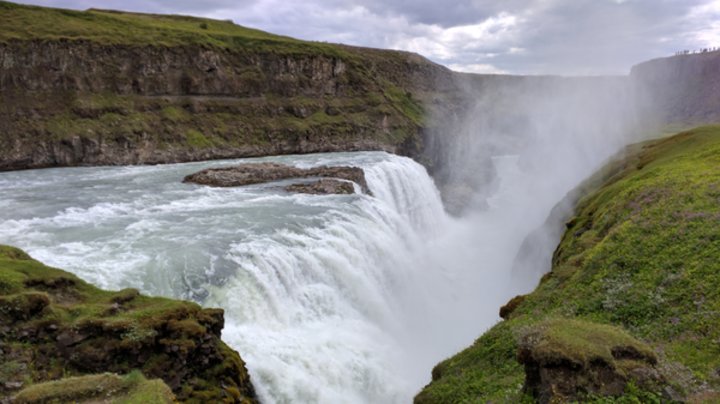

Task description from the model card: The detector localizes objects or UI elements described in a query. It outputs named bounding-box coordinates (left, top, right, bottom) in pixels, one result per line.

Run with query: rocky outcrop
left=517, top=319, right=663, bottom=403
left=183, top=162, right=371, bottom=194
left=286, top=179, right=355, bottom=195
left=0, top=245, right=257, bottom=403
left=498, top=295, right=525, bottom=320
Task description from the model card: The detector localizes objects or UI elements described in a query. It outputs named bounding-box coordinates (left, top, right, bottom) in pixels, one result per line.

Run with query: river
left=0, top=151, right=548, bottom=403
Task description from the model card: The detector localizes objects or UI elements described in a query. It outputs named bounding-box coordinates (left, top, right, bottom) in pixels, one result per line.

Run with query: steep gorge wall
left=0, top=38, right=460, bottom=170
left=631, top=50, right=720, bottom=126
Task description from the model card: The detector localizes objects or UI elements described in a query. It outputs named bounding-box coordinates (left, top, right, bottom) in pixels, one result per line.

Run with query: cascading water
left=1, top=151, right=516, bottom=403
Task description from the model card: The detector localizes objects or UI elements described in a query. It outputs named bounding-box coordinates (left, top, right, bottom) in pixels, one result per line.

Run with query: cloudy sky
left=17, top=0, right=720, bottom=75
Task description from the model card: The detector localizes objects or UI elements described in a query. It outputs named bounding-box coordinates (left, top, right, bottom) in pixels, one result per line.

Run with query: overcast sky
left=16, top=0, right=720, bottom=75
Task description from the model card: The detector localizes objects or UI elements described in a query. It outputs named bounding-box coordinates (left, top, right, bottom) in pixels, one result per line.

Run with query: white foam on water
left=0, top=151, right=533, bottom=403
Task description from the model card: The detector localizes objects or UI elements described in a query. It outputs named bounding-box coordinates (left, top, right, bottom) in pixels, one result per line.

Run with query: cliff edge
left=0, top=245, right=257, bottom=403
left=631, top=50, right=720, bottom=127
left=416, top=125, right=720, bottom=402
left=0, top=1, right=460, bottom=171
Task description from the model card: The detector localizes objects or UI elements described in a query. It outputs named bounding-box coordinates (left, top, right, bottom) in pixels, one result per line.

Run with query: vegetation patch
left=384, top=85, right=425, bottom=126
left=416, top=125, right=720, bottom=402
left=185, top=128, right=214, bottom=148
left=0, top=0, right=353, bottom=58
left=0, top=245, right=257, bottom=402
left=13, top=371, right=175, bottom=404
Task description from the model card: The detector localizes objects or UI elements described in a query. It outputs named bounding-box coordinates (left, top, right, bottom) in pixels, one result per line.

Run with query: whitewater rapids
left=0, top=151, right=548, bottom=403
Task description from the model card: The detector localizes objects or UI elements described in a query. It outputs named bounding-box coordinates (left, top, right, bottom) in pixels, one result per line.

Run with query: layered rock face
left=0, top=3, right=461, bottom=171
left=0, top=40, right=347, bottom=96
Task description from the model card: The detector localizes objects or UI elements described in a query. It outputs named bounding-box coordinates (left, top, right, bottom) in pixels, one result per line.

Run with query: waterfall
left=0, top=151, right=479, bottom=403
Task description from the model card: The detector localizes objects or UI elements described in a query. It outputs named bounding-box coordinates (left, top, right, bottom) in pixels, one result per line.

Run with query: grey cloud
left=14, top=0, right=720, bottom=75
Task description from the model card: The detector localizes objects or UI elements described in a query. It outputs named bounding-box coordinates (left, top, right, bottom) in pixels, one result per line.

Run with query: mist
left=385, top=69, right=661, bottom=394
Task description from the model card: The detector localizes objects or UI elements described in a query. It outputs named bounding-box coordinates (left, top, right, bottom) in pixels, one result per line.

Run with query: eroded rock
left=517, top=319, right=663, bottom=403
left=499, top=294, right=525, bottom=320
left=183, top=162, right=372, bottom=195
left=285, top=179, right=355, bottom=195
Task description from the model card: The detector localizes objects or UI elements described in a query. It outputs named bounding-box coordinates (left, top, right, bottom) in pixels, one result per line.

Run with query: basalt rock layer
left=0, top=1, right=461, bottom=171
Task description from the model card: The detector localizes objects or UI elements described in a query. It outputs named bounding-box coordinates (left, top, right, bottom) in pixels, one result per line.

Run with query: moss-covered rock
left=12, top=371, right=174, bottom=403
left=0, top=245, right=257, bottom=403
left=416, top=125, right=720, bottom=402
left=518, top=318, right=662, bottom=403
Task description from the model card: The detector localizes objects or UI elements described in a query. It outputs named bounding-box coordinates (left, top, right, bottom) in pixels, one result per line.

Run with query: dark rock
left=183, top=162, right=372, bottom=195
left=285, top=179, right=355, bottom=195
left=499, top=295, right=525, bottom=320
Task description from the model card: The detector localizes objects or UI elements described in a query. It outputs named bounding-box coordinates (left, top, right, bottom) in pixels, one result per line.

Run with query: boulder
left=517, top=318, right=663, bottom=403
left=183, top=162, right=372, bottom=194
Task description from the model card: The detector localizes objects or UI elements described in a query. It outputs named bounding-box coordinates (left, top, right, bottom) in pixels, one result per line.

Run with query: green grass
left=12, top=371, right=175, bottom=403
left=185, top=128, right=213, bottom=148
left=518, top=318, right=657, bottom=373
left=384, top=85, right=425, bottom=126
left=0, top=0, right=350, bottom=58
left=417, top=125, right=720, bottom=402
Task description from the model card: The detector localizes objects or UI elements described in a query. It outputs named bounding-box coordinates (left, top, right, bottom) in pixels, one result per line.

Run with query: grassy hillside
left=0, top=0, right=348, bottom=57
left=0, top=245, right=257, bottom=402
left=416, top=125, right=720, bottom=402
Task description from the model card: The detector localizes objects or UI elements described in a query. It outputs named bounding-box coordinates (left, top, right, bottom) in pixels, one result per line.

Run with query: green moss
left=12, top=371, right=174, bottom=403
left=185, top=129, right=214, bottom=148
left=418, top=125, right=720, bottom=402
left=415, top=322, right=524, bottom=403
left=584, top=381, right=663, bottom=403
left=0, top=245, right=33, bottom=261
left=161, top=106, right=188, bottom=122
left=519, top=318, right=656, bottom=373
left=384, top=85, right=425, bottom=125
left=0, top=246, right=256, bottom=401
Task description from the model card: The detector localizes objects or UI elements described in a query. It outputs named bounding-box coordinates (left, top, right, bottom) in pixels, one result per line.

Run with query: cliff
left=0, top=245, right=257, bottom=403
left=0, top=0, right=460, bottom=171
left=631, top=50, right=720, bottom=127
left=416, top=125, right=720, bottom=402
left=2, top=1, right=719, bottom=218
